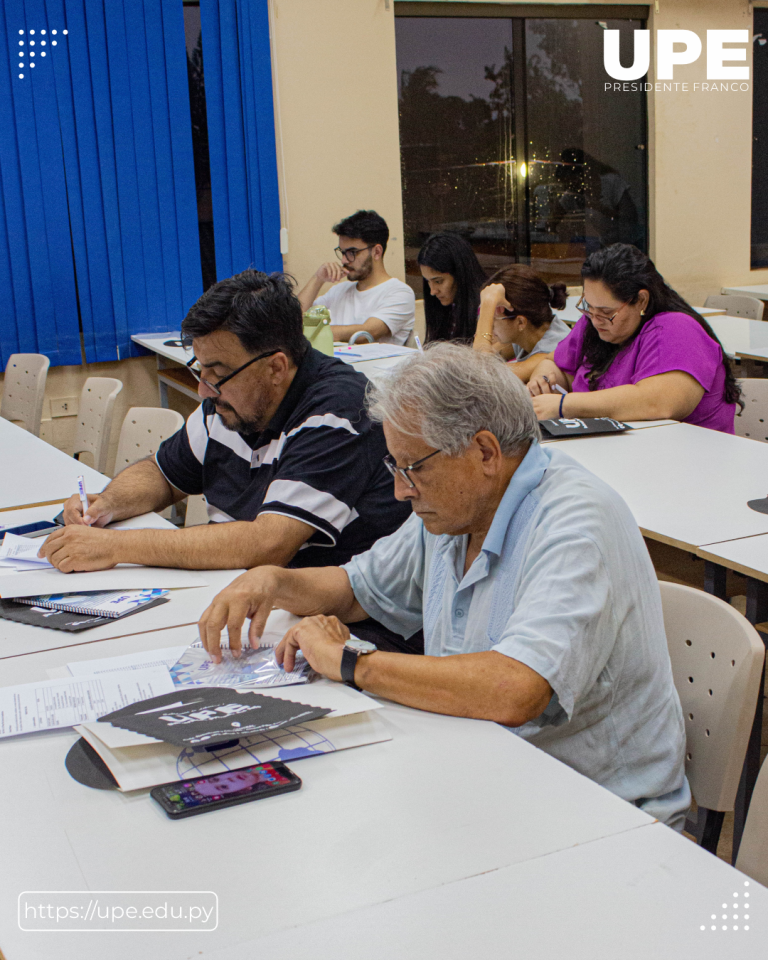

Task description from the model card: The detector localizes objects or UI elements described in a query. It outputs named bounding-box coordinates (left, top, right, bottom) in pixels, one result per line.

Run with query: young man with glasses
left=41, top=271, right=411, bottom=576
left=298, top=210, right=415, bottom=345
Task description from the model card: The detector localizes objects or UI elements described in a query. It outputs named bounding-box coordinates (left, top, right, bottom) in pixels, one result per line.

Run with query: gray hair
left=366, top=342, right=541, bottom=455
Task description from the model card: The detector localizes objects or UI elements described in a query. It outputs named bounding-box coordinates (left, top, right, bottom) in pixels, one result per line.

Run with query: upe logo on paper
left=604, top=29, right=749, bottom=82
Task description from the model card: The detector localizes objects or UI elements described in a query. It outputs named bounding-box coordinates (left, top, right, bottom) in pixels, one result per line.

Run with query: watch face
left=346, top=638, right=377, bottom=654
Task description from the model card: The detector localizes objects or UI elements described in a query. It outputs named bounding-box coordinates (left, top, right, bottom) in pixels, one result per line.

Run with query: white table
left=0, top=625, right=659, bottom=960
left=554, top=422, right=768, bottom=549
left=0, top=418, right=107, bottom=510
left=722, top=284, right=768, bottom=301
left=131, top=333, right=413, bottom=404
left=0, top=503, right=244, bottom=659
left=703, top=315, right=768, bottom=360
left=236, top=823, right=765, bottom=960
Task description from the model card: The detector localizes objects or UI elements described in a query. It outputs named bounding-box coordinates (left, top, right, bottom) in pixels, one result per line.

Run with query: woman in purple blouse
left=527, top=244, right=741, bottom=433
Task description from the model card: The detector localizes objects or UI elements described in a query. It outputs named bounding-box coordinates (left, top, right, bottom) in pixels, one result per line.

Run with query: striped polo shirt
left=155, top=347, right=411, bottom=567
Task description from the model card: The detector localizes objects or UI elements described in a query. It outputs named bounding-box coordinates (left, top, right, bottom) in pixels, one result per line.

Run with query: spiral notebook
left=15, top=588, right=169, bottom=618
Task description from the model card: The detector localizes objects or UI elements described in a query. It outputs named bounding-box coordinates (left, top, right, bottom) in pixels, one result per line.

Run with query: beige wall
left=269, top=0, right=406, bottom=287
left=271, top=0, right=768, bottom=306
left=0, top=356, right=197, bottom=476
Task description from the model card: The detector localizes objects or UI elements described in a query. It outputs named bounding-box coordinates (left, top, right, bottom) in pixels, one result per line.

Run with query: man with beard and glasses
left=298, top=210, right=415, bottom=345
left=41, top=271, right=412, bottom=580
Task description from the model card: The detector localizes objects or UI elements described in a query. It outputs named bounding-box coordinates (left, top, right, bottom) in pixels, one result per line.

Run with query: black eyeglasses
left=576, top=296, right=628, bottom=325
left=382, top=449, right=441, bottom=489
left=185, top=350, right=279, bottom=397
left=334, top=245, right=373, bottom=263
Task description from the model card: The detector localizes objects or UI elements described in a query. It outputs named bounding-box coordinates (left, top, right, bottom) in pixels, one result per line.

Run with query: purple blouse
left=553, top=312, right=736, bottom=434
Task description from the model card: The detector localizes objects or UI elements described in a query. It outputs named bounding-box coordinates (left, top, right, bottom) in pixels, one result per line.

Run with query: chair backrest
left=113, top=407, right=184, bottom=474
left=184, top=494, right=210, bottom=527
left=735, top=378, right=768, bottom=442
left=405, top=299, right=427, bottom=348
left=0, top=353, right=50, bottom=436
left=659, top=580, right=765, bottom=811
left=735, top=754, right=768, bottom=886
left=704, top=294, right=765, bottom=321
left=72, top=377, right=123, bottom=473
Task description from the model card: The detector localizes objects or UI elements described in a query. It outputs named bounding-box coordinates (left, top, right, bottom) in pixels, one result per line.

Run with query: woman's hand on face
left=480, top=283, right=511, bottom=315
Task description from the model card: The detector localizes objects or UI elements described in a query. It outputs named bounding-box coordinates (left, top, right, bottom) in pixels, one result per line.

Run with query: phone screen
left=2, top=520, right=59, bottom=538
left=153, top=762, right=298, bottom=814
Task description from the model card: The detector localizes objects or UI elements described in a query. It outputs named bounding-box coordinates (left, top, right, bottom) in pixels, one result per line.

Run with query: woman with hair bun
left=417, top=232, right=487, bottom=342
left=472, top=264, right=571, bottom=382
left=527, top=243, right=740, bottom=432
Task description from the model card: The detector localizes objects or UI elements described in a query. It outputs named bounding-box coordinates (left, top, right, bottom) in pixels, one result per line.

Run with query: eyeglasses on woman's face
left=185, top=349, right=279, bottom=397
left=382, top=449, right=441, bottom=489
left=576, top=296, right=628, bottom=325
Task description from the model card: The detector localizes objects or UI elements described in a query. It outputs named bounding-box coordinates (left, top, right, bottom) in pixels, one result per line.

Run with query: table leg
left=157, top=356, right=169, bottom=408
left=732, top=577, right=768, bottom=862
left=703, top=560, right=727, bottom=600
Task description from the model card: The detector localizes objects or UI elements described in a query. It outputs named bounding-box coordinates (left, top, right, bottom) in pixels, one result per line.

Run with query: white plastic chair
left=736, top=754, right=768, bottom=886
left=72, top=377, right=123, bottom=473
left=405, top=299, right=426, bottom=348
left=734, top=379, right=768, bottom=443
left=659, top=581, right=765, bottom=853
left=1, top=353, right=50, bottom=436
left=113, top=407, right=184, bottom=474
left=705, top=294, right=764, bottom=321
left=184, top=494, right=210, bottom=527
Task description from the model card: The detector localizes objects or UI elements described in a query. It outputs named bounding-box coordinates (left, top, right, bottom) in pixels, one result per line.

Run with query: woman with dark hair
left=417, top=233, right=487, bottom=342
left=473, top=264, right=570, bottom=382
left=528, top=244, right=741, bottom=433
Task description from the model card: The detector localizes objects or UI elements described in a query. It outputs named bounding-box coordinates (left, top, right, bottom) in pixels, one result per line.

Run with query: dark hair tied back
left=483, top=265, right=564, bottom=329
left=580, top=244, right=742, bottom=409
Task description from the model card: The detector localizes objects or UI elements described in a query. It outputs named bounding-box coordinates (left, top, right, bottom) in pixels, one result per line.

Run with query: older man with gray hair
left=199, top=343, right=690, bottom=828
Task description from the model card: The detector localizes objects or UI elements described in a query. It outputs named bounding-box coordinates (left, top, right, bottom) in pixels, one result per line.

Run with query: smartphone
left=1, top=520, right=60, bottom=539
left=150, top=761, right=302, bottom=819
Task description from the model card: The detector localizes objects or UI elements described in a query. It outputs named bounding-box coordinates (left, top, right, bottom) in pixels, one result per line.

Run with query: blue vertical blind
left=200, top=0, right=282, bottom=279
left=0, top=0, right=202, bottom=367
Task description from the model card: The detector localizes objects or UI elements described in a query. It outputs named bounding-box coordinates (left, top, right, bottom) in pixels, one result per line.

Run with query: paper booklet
left=75, top=711, right=393, bottom=791
left=15, top=588, right=169, bottom=618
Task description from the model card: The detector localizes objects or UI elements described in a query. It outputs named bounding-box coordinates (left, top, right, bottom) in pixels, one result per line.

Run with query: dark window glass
left=184, top=2, right=217, bottom=290
left=396, top=15, right=647, bottom=291
left=752, top=11, right=768, bottom=269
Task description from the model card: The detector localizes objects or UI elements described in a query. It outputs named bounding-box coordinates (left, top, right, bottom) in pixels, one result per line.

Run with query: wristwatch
left=340, top=638, right=377, bottom=690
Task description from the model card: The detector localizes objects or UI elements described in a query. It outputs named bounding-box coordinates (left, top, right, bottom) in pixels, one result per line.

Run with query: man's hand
left=198, top=567, right=283, bottom=663
left=62, top=492, right=115, bottom=527
left=315, top=261, right=346, bottom=284
left=276, top=615, right=351, bottom=679
left=38, top=526, right=121, bottom=572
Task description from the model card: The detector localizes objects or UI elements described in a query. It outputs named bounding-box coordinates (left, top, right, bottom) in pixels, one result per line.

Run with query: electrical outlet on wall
left=50, top=397, right=79, bottom=418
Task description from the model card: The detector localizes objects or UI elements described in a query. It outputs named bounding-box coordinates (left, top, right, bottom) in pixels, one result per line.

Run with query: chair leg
left=689, top=806, right=725, bottom=854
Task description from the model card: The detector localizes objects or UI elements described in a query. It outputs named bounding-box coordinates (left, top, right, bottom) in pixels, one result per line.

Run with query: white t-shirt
left=314, top=278, right=415, bottom=345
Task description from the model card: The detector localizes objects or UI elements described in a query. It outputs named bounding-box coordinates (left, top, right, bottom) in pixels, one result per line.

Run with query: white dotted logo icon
left=16, top=27, right=68, bottom=79
left=700, top=880, right=751, bottom=932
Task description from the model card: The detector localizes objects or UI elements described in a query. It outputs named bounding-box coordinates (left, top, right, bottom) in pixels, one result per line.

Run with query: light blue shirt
left=343, top=442, right=691, bottom=828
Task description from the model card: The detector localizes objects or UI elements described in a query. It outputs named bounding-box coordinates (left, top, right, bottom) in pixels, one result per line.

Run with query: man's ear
left=373, top=243, right=384, bottom=261
left=268, top=352, right=292, bottom=382
left=474, top=430, right=503, bottom=470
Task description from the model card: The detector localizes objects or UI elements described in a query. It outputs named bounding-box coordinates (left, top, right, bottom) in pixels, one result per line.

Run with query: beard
left=213, top=394, right=269, bottom=435
left=345, top=253, right=374, bottom=283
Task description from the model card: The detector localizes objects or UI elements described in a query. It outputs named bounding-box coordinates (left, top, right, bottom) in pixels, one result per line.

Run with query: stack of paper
left=0, top=532, right=53, bottom=572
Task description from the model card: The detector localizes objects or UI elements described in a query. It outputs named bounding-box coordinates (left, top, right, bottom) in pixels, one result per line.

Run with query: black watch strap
left=340, top=646, right=361, bottom=690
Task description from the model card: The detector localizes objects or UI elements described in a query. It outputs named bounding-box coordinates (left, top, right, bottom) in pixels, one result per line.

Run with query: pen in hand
left=76, top=475, right=91, bottom=525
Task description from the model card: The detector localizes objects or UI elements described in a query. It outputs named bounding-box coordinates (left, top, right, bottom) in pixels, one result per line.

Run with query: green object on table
left=303, top=306, right=334, bottom=356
